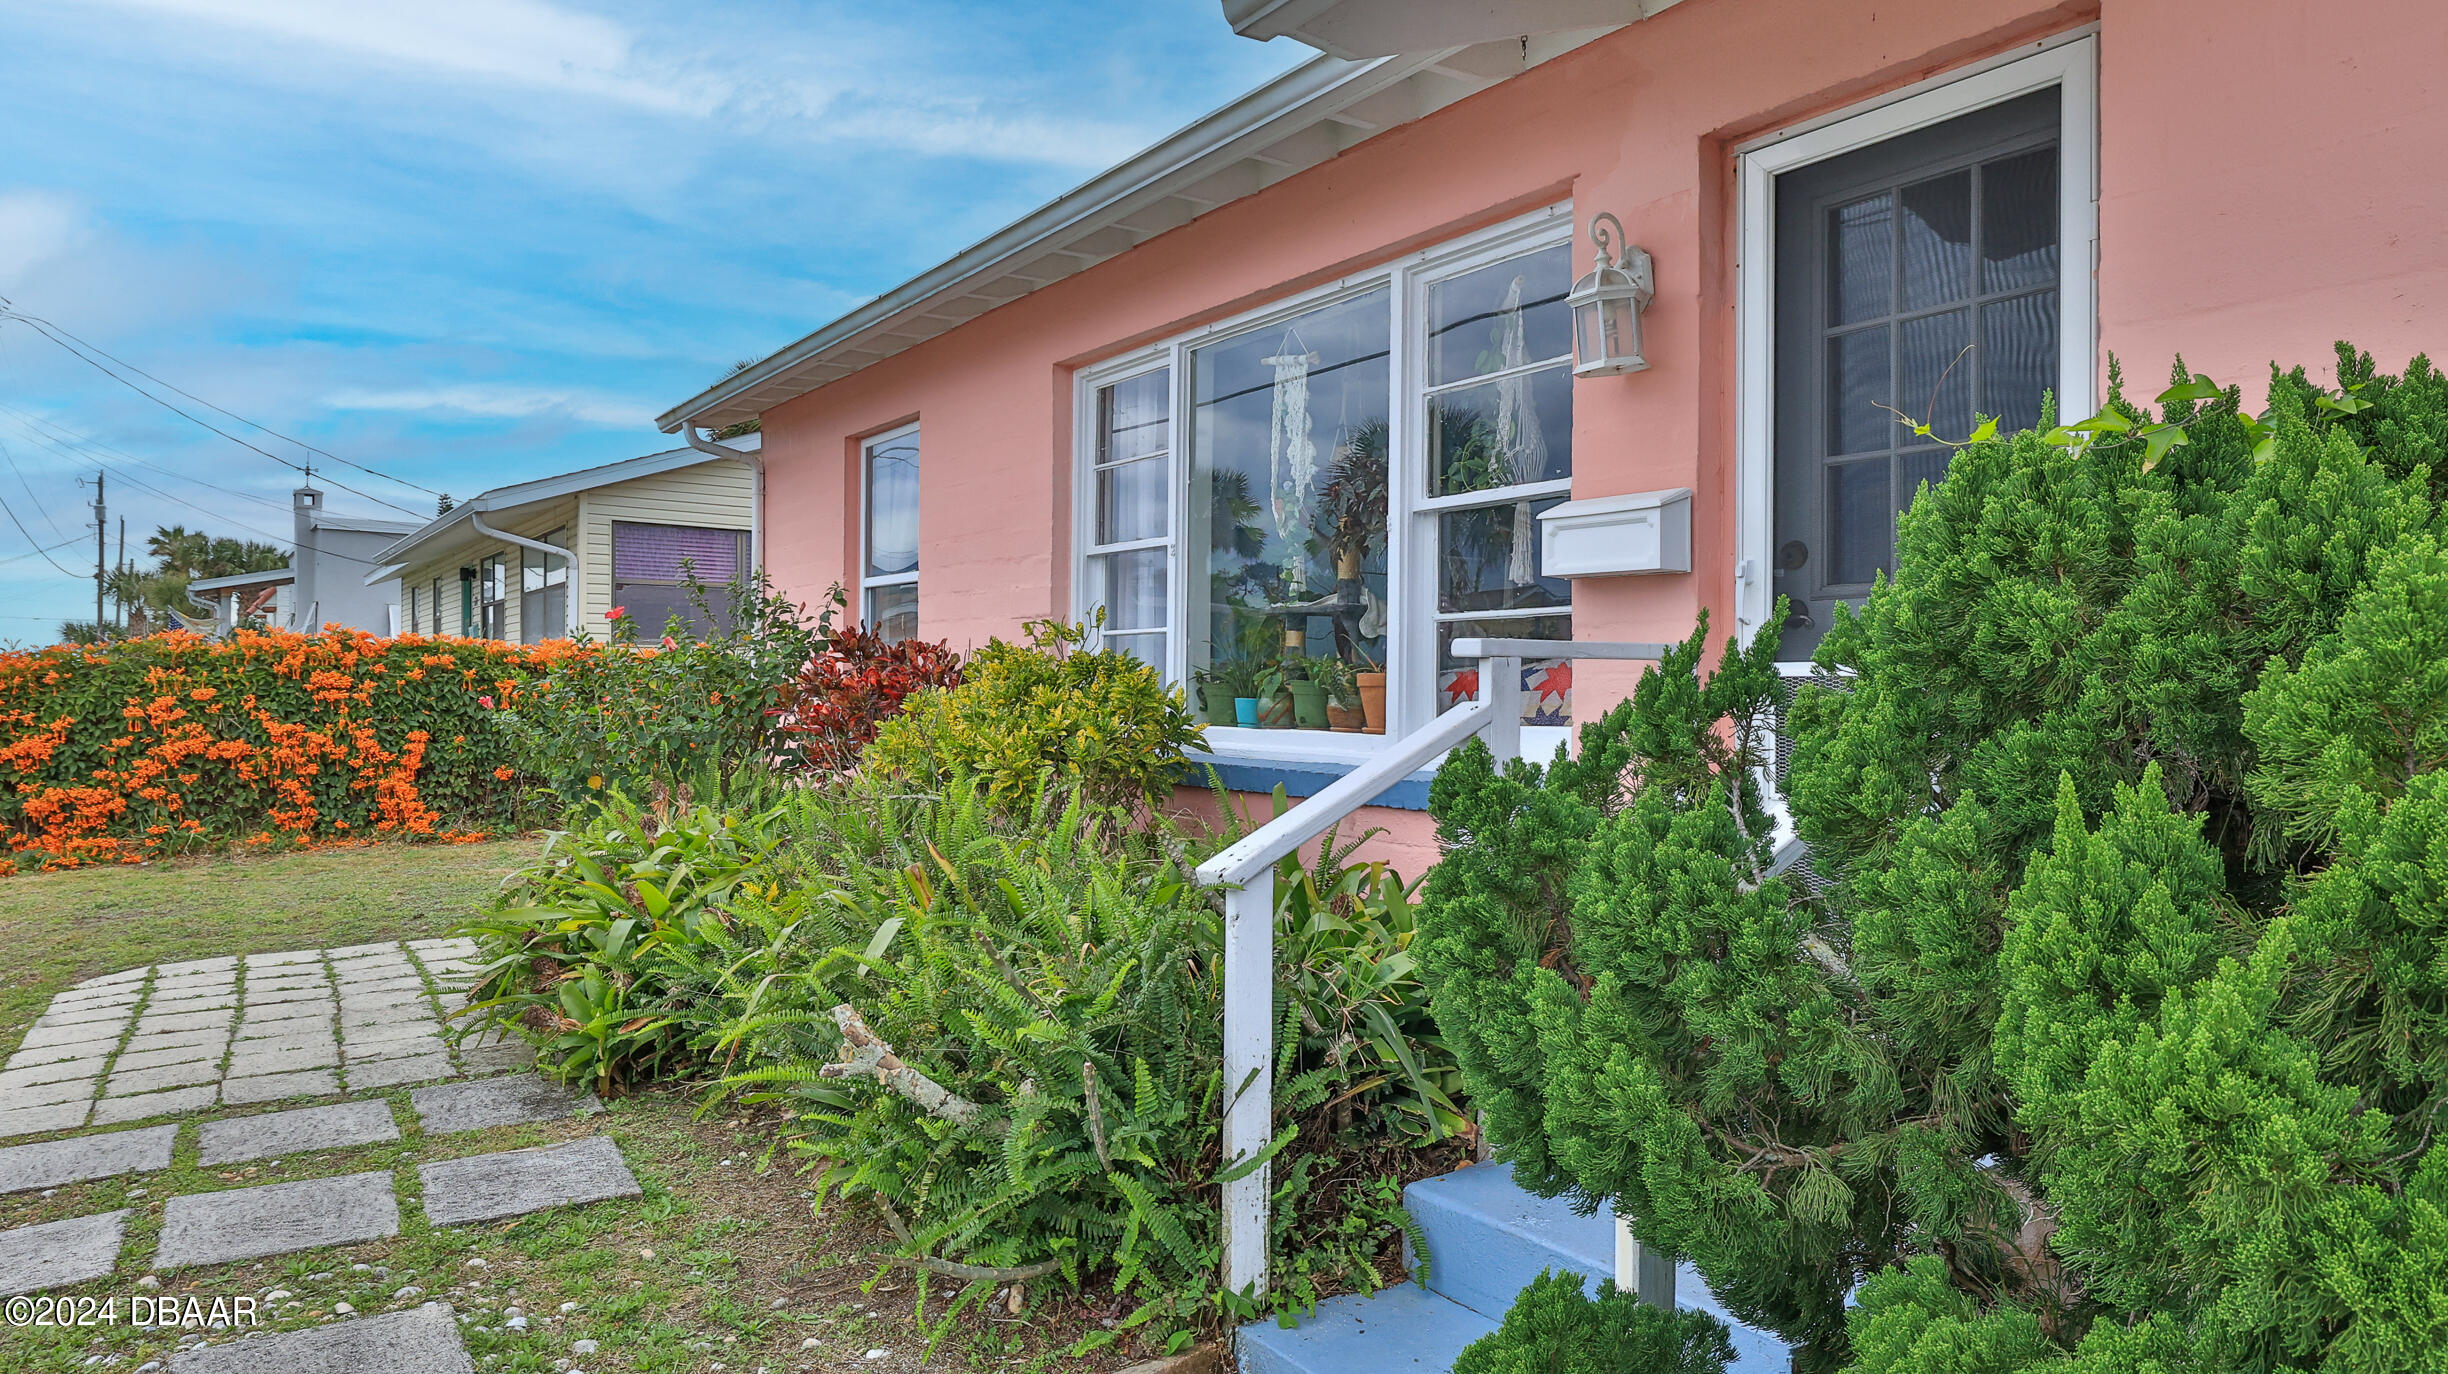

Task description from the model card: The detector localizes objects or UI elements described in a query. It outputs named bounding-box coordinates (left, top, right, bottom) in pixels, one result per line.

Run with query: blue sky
left=0, top=0, right=1301, bottom=639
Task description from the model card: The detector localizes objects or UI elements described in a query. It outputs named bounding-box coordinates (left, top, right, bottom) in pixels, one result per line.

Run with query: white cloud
left=0, top=190, right=87, bottom=296
left=63, top=0, right=1144, bottom=169
left=84, top=0, right=708, bottom=113
left=326, top=383, right=645, bottom=427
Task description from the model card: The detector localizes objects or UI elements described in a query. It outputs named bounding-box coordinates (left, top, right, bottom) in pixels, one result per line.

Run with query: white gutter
left=682, top=425, right=764, bottom=576
left=469, top=513, right=577, bottom=638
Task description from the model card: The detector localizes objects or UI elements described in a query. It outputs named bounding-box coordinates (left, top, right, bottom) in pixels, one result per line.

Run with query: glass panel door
left=1772, top=89, right=2060, bottom=660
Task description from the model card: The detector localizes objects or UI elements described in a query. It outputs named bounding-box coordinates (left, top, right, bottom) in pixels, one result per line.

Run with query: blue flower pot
left=1234, top=697, right=1259, bottom=727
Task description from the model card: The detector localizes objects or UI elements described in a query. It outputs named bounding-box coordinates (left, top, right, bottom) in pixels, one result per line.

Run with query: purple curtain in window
left=612, top=523, right=742, bottom=583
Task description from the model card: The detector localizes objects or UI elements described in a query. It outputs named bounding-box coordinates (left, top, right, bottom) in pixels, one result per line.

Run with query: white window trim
left=1071, top=203, right=1577, bottom=766
left=860, top=422, right=921, bottom=625
left=1734, top=30, right=2099, bottom=844
left=1735, top=29, right=2099, bottom=649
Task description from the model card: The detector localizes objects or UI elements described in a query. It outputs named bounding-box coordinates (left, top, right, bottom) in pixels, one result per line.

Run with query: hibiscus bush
left=0, top=626, right=560, bottom=870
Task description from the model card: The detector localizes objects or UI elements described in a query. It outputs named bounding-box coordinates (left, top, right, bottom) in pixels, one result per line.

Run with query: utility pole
left=114, top=518, right=126, bottom=629
left=90, top=469, right=105, bottom=629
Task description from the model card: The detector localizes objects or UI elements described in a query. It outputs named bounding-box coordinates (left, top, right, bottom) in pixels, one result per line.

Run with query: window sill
left=1184, top=750, right=1437, bottom=812
left=1181, top=726, right=1572, bottom=812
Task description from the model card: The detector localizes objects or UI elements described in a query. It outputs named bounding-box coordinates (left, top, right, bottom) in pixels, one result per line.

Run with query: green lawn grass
left=0, top=838, right=545, bottom=1040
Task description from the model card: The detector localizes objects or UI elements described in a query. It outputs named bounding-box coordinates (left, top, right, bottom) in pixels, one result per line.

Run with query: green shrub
left=711, top=777, right=1429, bottom=1350
left=499, top=571, right=831, bottom=804
left=1414, top=348, right=2448, bottom=1373
left=0, top=625, right=551, bottom=869
left=1257, top=799, right=1467, bottom=1148
left=1453, top=1271, right=1735, bottom=1374
left=457, top=770, right=1457, bottom=1356
left=454, top=787, right=787, bottom=1091
left=864, top=618, right=1204, bottom=811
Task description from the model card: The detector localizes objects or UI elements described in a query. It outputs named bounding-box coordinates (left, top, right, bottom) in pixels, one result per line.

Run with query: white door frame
left=1732, top=30, right=2100, bottom=645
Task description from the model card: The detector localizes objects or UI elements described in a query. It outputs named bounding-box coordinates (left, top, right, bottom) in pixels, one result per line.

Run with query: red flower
left=605, top=606, right=627, bottom=621
left=478, top=695, right=495, bottom=709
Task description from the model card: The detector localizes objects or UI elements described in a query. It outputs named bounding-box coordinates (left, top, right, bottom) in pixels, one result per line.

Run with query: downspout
left=470, top=513, right=577, bottom=639
left=683, top=424, right=763, bottom=578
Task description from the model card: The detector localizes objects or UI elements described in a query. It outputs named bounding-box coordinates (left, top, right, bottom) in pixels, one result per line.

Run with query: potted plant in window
left=1191, top=663, right=1233, bottom=725
left=1318, top=422, right=1390, bottom=582
left=1352, top=645, right=1387, bottom=735
left=1253, top=662, right=1295, bottom=728
left=1210, top=658, right=1266, bottom=728
left=1284, top=658, right=1331, bottom=730
left=1310, top=657, right=1364, bottom=732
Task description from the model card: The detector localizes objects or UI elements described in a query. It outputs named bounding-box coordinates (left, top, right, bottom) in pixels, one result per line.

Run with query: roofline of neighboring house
left=188, top=569, right=294, bottom=593
left=653, top=30, right=1620, bottom=433
left=307, top=511, right=422, bottom=536
left=371, top=440, right=759, bottom=568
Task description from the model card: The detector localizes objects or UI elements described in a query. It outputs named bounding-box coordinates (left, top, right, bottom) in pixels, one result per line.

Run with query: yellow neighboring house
left=370, top=440, right=758, bottom=643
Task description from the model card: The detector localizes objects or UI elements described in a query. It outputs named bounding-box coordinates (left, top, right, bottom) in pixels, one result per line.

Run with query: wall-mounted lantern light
left=1567, top=211, right=1655, bottom=377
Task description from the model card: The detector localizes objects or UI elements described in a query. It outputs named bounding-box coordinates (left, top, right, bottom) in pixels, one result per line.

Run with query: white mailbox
left=1536, top=487, right=1692, bottom=577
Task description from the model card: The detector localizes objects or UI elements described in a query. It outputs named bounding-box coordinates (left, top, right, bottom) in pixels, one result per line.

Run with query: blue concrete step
left=1403, top=1161, right=1612, bottom=1318
left=1240, top=1162, right=1795, bottom=1374
left=1237, top=1281, right=1498, bottom=1374
left=1408, top=1162, right=1792, bottom=1373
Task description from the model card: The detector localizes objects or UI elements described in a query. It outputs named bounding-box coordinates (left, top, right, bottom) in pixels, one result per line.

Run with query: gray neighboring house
left=184, top=486, right=420, bottom=635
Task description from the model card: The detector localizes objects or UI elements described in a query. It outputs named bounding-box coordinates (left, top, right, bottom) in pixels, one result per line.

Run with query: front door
left=1771, top=89, right=2062, bottom=660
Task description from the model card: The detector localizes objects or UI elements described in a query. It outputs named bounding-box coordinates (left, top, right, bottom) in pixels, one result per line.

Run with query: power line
left=0, top=432, right=67, bottom=537
left=0, top=313, right=427, bottom=517
left=0, top=308, right=444, bottom=498
left=0, top=480, right=80, bottom=577
left=93, top=462, right=397, bottom=571
left=0, top=532, right=84, bottom=570
left=0, top=401, right=292, bottom=514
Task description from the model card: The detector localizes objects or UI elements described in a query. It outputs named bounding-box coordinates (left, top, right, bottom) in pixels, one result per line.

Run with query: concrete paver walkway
left=169, top=1301, right=476, bottom=1373
left=0, top=936, right=642, bottom=1374
left=0, top=938, right=517, bottom=1138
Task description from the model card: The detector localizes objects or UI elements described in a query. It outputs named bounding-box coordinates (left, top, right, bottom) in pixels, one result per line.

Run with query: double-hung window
left=476, top=555, right=508, bottom=640
left=862, top=424, right=920, bottom=643
left=519, top=527, right=569, bottom=643
left=1075, top=209, right=1577, bottom=753
left=1084, top=373, right=1171, bottom=670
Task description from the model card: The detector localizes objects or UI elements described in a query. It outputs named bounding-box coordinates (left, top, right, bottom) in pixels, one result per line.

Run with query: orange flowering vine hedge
left=0, top=628, right=582, bottom=872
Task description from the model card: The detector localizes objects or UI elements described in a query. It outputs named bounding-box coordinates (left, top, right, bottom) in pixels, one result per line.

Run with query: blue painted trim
left=1183, top=755, right=1435, bottom=811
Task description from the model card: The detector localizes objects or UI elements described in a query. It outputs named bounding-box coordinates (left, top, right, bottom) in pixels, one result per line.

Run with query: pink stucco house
left=649, top=4, right=2444, bottom=1360
left=654, top=0, right=2444, bottom=867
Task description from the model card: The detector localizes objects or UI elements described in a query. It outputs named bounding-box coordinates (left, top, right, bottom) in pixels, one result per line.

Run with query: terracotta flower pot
left=1326, top=703, right=1364, bottom=732
left=1356, top=671, right=1387, bottom=734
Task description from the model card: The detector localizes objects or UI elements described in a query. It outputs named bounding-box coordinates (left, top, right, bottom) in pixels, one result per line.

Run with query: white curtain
left=1493, top=275, right=1549, bottom=586
left=1263, top=337, right=1319, bottom=595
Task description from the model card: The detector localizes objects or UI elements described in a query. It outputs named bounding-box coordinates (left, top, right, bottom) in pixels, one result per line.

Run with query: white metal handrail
left=1197, top=638, right=1669, bottom=1298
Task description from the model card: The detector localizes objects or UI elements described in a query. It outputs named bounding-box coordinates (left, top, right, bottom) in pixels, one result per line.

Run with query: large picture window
left=1075, top=210, right=1575, bottom=752
left=862, top=424, right=920, bottom=643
